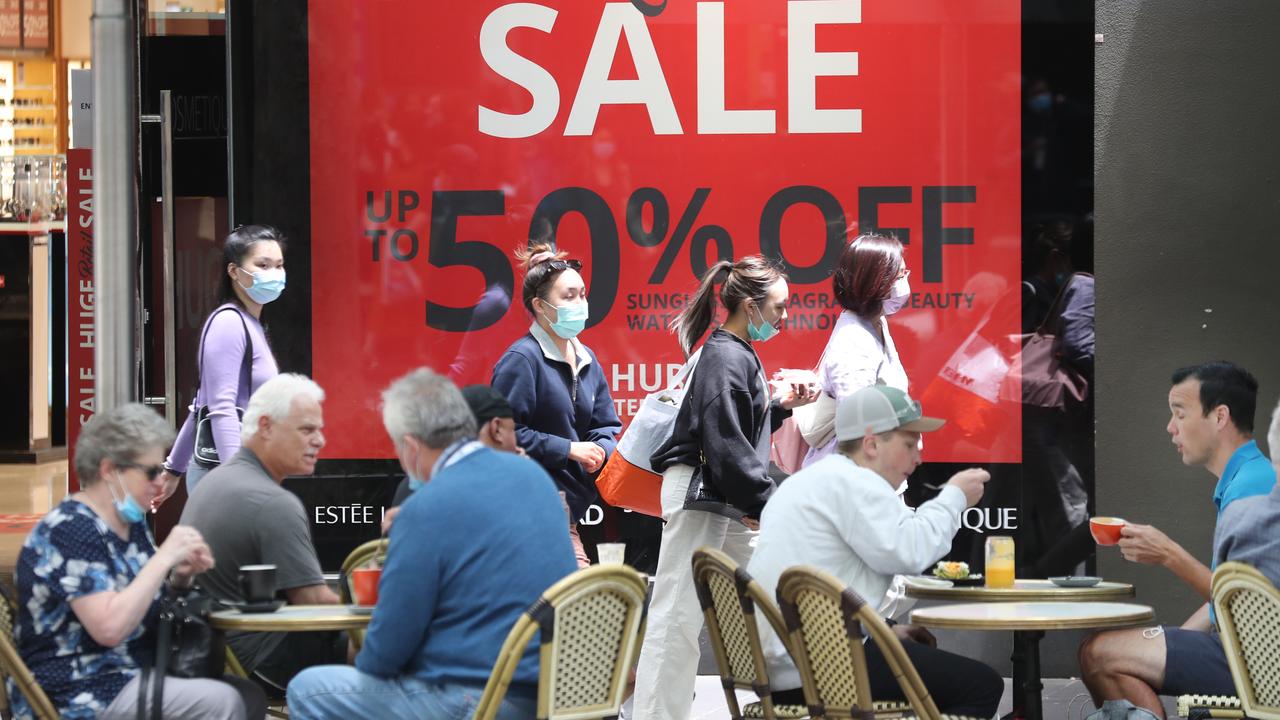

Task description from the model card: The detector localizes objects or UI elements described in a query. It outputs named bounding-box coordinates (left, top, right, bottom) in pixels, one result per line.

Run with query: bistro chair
left=693, top=548, right=914, bottom=720
left=693, top=547, right=806, bottom=719
left=473, top=564, right=647, bottom=720
left=776, top=566, right=983, bottom=720
left=1185, top=561, right=1280, bottom=720
left=0, top=583, right=57, bottom=720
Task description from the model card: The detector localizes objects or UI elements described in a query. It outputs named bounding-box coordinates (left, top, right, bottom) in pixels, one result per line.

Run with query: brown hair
left=515, top=242, right=578, bottom=314
left=831, top=232, right=904, bottom=319
left=670, top=255, right=784, bottom=356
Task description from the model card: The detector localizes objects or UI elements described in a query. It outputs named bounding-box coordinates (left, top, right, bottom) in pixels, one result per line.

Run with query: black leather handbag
left=192, top=307, right=253, bottom=469
left=136, top=587, right=227, bottom=720
left=682, top=459, right=746, bottom=522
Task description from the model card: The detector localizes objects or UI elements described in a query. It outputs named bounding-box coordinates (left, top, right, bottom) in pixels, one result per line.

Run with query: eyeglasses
left=542, top=259, right=582, bottom=272
left=896, top=268, right=912, bottom=281
left=117, top=462, right=165, bottom=482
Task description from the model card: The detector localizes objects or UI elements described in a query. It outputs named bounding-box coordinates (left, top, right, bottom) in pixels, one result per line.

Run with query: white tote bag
left=596, top=349, right=702, bottom=516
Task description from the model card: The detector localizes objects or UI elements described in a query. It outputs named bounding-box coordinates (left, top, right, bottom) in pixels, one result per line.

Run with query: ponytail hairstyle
left=219, top=224, right=288, bottom=308
left=670, top=255, right=783, bottom=356
left=831, top=232, right=903, bottom=319
left=514, top=242, right=584, bottom=315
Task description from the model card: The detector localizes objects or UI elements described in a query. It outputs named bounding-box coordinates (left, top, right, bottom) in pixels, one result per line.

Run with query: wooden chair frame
left=0, top=583, right=59, bottom=720
left=473, top=564, right=647, bottom=720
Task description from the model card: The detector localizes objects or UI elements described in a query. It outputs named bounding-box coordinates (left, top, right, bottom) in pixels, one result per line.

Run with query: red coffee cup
left=351, top=567, right=381, bottom=606
left=1089, top=516, right=1126, bottom=546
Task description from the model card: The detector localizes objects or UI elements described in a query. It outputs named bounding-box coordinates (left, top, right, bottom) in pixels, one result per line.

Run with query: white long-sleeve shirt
left=747, top=453, right=966, bottom=691
left=805, top=311, right=909, bottom=465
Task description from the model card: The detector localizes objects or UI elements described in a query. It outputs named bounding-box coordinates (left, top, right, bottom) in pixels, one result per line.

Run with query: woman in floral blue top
left=11, top=404, right=265, bottom=719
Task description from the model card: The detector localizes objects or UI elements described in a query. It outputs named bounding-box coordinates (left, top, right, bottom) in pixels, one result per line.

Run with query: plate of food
left=932, top=561, right=985, bottom=587
left=906, top=575, right=953, bottom=589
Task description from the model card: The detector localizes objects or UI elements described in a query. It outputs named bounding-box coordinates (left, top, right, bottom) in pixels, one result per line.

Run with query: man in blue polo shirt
left=1079, top=362, right=1276, bottom=718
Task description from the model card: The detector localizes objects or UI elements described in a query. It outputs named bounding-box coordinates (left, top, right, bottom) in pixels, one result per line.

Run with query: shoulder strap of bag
left=670, top=348, right=703, bottom=390
left=149, top=602, right=172, bottom=720
left=136, top=667, right=147, bottom=720
left=1034, top=272, right=1092, bottom=336
left=196, top=306, right=254, bottom=398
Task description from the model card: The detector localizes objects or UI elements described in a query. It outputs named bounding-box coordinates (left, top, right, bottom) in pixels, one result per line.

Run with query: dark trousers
left=250, top=630, right=349, bottom=697
left=775, top=638, right=1003, bottom=718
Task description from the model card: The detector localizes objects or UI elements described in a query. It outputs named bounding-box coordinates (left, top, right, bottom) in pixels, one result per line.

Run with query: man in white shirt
left=748, top=385, right=1003, bottom=717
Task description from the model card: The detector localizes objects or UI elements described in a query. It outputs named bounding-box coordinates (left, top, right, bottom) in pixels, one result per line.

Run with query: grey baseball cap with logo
left=835, top=384, right=946, bottom=441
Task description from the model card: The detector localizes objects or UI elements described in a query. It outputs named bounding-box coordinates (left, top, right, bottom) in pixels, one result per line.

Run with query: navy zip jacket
left=652, top=329, right=791, bottom=519
left=491, top=325, right=622, bottom=520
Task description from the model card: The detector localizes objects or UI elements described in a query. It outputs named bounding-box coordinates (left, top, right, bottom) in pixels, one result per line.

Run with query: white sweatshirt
left=747, top=453, right=967, bottom=691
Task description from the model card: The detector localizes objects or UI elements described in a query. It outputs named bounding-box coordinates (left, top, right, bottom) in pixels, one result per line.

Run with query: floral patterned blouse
left=10, top=498, right=159, bottom=718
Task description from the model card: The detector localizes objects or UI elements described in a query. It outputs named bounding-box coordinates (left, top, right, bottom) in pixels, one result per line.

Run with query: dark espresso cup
left=239, top=564, right=277, bottom=603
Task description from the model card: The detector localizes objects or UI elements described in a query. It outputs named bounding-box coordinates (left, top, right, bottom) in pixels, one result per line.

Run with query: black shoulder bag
left=193, top=307, right=254, bottom=469
left=136, top=586, right=227, bottom=720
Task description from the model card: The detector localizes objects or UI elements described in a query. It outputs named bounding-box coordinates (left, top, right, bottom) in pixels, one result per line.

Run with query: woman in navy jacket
left=491, top=243, right=621, bottom=567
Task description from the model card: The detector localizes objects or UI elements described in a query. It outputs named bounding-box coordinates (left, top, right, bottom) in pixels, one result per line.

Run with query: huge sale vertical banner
left=308, top=0, right=1022, bottom=463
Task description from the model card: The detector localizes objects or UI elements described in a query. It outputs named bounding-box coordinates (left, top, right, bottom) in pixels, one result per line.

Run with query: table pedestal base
left=1005, top=629, right=1045, bottom=720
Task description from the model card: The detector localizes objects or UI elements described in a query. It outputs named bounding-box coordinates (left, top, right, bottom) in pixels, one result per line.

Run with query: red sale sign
left=67, top=148, right=94, bottom=489
left=308, top=0, right=1021, bottom=462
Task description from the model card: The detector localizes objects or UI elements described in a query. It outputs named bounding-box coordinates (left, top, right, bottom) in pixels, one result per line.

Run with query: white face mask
left=882, top=277, right=911, bottom=315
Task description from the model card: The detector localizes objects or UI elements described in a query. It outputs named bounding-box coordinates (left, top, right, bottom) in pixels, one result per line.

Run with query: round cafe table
left=910, top=602, right=1154, bottom=720
left=903, top=577, right=1134, bottom=603
left=210, top=604, right=374, bottom=633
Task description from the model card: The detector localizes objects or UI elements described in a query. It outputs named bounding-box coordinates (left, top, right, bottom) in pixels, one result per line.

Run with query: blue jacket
left=355, top=446, right=577, bottom=688
left=491, top=325, right=621, bottom=520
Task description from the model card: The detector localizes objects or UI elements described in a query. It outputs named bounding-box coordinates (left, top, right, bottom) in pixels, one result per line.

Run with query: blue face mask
left=237, top=267, right=287, bottom=304
left=747, top=303, right=780, bottom=342
left=541, top=300, right=588, bottom=339
left=407, top=474, right=425, bottom=493
left=107, top=473, right=146, bottom=524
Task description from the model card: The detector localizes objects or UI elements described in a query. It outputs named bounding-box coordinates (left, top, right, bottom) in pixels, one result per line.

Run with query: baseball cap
left=834, top=385, right=945, bottom=441
left=461, top=385, right=514, bottom=425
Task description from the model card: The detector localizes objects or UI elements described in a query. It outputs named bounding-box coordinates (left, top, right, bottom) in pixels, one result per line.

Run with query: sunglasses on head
left=541, top=259, right=582, bottom=272
left=117, top=462, right=165, bottom=482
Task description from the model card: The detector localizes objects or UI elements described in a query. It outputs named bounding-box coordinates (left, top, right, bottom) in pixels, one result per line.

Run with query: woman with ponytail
left=490, top=243, right=622, bottom=568
left=632, top=256, right=816, bottom=719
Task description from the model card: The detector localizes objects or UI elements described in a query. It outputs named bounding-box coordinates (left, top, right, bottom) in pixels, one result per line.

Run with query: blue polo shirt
left=1213, top=440, right=1276, bottom=515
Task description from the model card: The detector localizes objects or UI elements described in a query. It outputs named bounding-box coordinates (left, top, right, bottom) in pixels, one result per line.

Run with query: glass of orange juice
left=985, top=536, right=1015, bottom=588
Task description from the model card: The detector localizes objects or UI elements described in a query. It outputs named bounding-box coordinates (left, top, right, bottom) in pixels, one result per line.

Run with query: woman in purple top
left=158, top=225, right=286, bottom=503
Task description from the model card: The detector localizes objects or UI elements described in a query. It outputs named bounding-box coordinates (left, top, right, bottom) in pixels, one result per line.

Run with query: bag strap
left=149, top=602, right=172, bottom=720
left=136, top=667, right=149, bottom=720
left=670, top=348, right=703, bottom=390
left=196, top=306, right=254, bottom=401
left=1034, top=272, right=1092, bottom=336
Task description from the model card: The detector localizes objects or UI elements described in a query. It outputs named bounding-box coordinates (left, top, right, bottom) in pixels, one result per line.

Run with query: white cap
left=835, top=385, right=946, bottom=441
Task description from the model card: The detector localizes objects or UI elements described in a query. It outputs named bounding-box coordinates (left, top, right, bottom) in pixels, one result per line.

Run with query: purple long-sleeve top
left=166, top=303, right=279, bottom=473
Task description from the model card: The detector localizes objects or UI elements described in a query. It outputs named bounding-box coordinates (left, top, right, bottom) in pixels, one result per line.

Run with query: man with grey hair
left=287, top=368, right=577, bottom=719
left=180, top=373, right=343, bottom=696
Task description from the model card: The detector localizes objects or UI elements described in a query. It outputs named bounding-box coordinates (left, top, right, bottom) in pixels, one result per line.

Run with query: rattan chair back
left=776, top=566, right=878, bottom=719
left=0, top=582, right=57, bottom=719
left=473, top=564, right=648, bottom=720
left=692, top=547, right=797, bottom=719
left=1213, top=561, right=1280, bottom=720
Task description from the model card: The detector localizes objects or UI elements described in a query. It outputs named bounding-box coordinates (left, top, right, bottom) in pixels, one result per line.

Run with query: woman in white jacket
left=804, top=232, right=914, bottom=466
